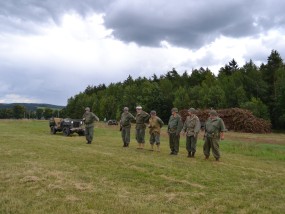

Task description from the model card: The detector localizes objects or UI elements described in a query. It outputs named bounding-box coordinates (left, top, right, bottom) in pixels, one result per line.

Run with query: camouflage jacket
left=167, top=115, right=183, bottom=135
left=205, top=117, right=226, bottom=138
left=83, top=112, right=99, bottom=127
left=135, top=111, right=150, bottom=129
left=120, top=112, right=135, bottom=128
left=183, top=115, right=201, bottom=136
left=148, top=116, right=164, bottom=134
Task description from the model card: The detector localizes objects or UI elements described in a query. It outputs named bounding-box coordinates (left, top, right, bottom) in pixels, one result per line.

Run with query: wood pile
left=179, top=108, right=271, bottom=133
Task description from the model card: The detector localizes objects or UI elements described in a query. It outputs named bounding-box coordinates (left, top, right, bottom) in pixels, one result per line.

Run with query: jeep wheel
left=63, top=127, right=70, bottom=136
left=50, top=126, right=57, bottom=134
left=52, top=126, right=57, bottom=134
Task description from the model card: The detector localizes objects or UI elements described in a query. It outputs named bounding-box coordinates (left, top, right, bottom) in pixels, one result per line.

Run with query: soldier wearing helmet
left=120, top=107, right=135, bottom=147
left=83, top=107, right=99, bottom=144
left=182, top=108, right=201, bottom=158
left=148, top=110, right=164, bottom=152
left=135, top=106, right=150, bottom=149
left=167, top=107, right=183, bottom=155
left=203, top=109, right=226, bottom=161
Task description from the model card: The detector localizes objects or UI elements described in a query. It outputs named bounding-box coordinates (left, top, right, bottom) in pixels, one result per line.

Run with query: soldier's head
left=188, top=108, right=196, bottom=115
left=85, top=107, right=90, bottom=112
left=150, top=110, right=156, bottom=117
left=123, top=107, right=129, bottom=112
left=171, top=107, right=178, bottom=115
left=136, top=106, right=142, bottom=113
left=209, top=109, right=218, bottom=118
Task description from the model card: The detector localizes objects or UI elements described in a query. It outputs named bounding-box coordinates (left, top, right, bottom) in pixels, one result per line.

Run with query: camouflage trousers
left=203, top=137, right=220, bottom=159
left=186, top=135, right=197, bottom=153
left=121, top=127, right=131, bottom=145
left=136, top=128, right=146, bottom=143
left=169, top=133, right=180, bottom=154
left=85, top=125, right=94, bottom=143
left=149, top=132, right=160, bottom=145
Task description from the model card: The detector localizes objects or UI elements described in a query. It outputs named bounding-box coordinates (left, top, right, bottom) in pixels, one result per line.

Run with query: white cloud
left=0, top=94, right=40, bottom=103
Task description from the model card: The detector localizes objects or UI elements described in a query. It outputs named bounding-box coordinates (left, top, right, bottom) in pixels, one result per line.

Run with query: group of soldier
left=82, top=106, right=226, bottom=161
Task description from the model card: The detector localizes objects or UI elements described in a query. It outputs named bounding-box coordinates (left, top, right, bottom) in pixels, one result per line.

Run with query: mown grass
left=0, top=120, right=284, bottom=214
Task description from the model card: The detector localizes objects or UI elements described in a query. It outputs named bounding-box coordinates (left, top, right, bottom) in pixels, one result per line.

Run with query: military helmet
left=209, top=110, right=218, bottom=116
left=171, top=107, right=178, bottom=113
left=85, top=107, right=90, bottom=111
left=150, top=110, right=156, bottom=115
left=123, top=107, right=129, bottom=111
left=188, top=108, right=196, bottom=113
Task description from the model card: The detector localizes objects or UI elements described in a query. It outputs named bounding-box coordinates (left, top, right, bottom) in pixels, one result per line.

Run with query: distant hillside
left=0, top=103, right=65, bottom=111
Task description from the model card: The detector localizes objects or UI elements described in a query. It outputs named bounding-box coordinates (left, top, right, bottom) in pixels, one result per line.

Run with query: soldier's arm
left=159, top=118, right=164, bottom=127
left=177, top=117, right=183, bottom=135
left=94, top=114, right=99, bottom=121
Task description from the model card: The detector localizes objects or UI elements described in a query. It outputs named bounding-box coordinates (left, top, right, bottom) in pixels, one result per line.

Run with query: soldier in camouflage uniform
left=82, top=107, right=99, bottom=144
left=120, top=107, right=136, bottom=147
left=148, top=110, right=164, bottom=152
left=182, top=108, right=201, bottom=158
left=203, top=110, right=226, bottom=161
left=135, top=106, right=150, bottom=149
left=167, top=108, right=183, bottom=155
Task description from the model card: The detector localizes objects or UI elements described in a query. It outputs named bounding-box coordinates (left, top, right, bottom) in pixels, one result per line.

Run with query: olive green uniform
left=149, top=116, right=164, bottom=145
left=83, top=112, right=99, bottom=144
left=183, top=115, right=200, bottom=156
left=135, top=111, right=150, bottom=143
left=120, top=112, right=135, bottom=146
left=167, top=115, right=183, bottom=154
left=203, top=117, right=226, bottom=159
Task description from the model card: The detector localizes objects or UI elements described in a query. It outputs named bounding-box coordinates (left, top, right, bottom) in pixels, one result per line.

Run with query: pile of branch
left=179, top=108, right=271, bottom=133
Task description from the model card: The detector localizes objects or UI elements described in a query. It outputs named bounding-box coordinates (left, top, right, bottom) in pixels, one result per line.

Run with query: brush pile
left=179, top=108, right=271, bottom=133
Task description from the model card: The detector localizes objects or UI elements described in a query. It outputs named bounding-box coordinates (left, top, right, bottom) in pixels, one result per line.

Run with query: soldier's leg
left=121, top=127, right=126, bottom=146
left=173, top=134, right=180, bottom=154
left=149, top=133, right=155, bottom=150
left=190, top=136, right=197, bottom=157
left=125, top=127, right=131, bottom=146
left=155, top=133, right=161, bottom=152
left=186, top=136, right=191, bottom=157
left=203, top=137, right=211, bottom=158
left=85, top=127, right=90, bottom=143
left=212, top=138, right=220, bottom=160
left=89, top=126, right=94, bottom=143
left=136, top=129, right=140, bottom=149
left=169, top=133, right=175, bottom=154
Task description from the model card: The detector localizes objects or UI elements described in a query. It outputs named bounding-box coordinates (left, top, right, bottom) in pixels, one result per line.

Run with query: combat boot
left=191, top=152, right=195, bottom=158
left=187, top=152, right=191, bottom=158
left=204, top=155, right=209, bottom=160
left=156, top=145, right=160, bottom=152
left=150, top=144, right=154, bottom=151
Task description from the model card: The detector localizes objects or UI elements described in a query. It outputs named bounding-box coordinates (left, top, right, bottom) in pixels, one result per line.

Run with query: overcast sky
left=1, top=0, right=285, bottom=106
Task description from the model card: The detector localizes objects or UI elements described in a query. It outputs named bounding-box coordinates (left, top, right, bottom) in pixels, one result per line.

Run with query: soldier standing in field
left=83, top=107, right=99, bottom=144
left=120, top=107, right=136, bottom=147
left=182, top=108, right=201, bottom=158
left=167, top=108, right=183, bottom=155
left=203, top=110, right=226, bottom=161
left=135, top=106, right=150, bottom=149
left=148, top=110, right=164, bottom=152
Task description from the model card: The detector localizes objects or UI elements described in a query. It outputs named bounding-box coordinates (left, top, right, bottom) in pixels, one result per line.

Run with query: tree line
left=64, top=50, right=285, bottom=130
left=1, top=50, right=284, bottom=130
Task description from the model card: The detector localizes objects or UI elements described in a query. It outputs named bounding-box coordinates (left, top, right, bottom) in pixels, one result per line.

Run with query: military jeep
left=49, top=117, right=85, bottom=136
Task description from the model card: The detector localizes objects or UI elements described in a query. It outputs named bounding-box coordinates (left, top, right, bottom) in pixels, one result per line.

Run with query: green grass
left=0, top=120, right=284, bottom=213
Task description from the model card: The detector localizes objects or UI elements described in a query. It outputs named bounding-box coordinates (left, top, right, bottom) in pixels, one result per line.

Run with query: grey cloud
left=104, top=0, right=285, bottom=48
left=0, top=0, right=111, bottom=34
left=1, top=0, right=284, bottom=48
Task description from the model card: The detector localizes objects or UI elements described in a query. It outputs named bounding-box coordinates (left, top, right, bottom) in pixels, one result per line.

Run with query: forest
left=64, top=50, right=285, bottom=130
left=1, top=50, right=284, bottom=130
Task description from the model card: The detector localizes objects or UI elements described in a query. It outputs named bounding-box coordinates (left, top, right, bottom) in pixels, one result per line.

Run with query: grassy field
left=0, top=120, right=284, bottom=214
